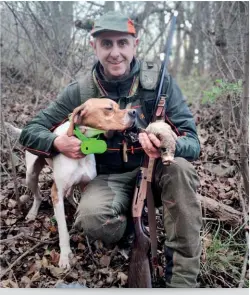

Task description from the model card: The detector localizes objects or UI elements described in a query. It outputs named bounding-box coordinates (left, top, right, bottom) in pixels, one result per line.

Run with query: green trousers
left=74, top=157, right=202, bottom=288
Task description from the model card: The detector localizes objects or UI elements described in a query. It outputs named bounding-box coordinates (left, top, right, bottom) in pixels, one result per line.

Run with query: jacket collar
left=92, top=58, right=140, bottom=100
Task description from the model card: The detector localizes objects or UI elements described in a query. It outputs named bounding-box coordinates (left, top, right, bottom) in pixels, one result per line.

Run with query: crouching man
left=19, top=11, right=202, bottom=288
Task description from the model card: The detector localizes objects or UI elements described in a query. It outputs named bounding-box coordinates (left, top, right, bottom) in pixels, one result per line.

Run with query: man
left=19, top=11, right=202, bottom=288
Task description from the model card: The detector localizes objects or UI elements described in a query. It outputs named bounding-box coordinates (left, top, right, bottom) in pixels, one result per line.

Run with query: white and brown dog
left=5, top=98, right=137, bottom=268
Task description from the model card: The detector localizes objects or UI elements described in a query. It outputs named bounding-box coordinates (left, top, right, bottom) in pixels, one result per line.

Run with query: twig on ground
left=0, top=241, right=43, bottom=280
left=0, top=162, right=11, bottom=178
left=108, top=245, right=119, bottom=267
left=85, top=235, right=92, bottom=255
left=0, top=234, right=60, bottom=280
left=26, top=235, right=59, bottom=244
left=0, top=232, right=59, bottom=244
left=85, top=235, right=98, bottom=265
left=0, top=232, right=24, bottom=243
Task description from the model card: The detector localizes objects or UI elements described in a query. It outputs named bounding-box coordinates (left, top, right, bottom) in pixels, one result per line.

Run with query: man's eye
left=119, top=40, right=127, bottom=46
left=102, top=41, right=112, bottom=47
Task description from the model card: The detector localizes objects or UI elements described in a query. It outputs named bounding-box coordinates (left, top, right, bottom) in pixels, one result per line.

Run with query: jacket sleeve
left=19, top=81, right=81, bottom=157
left=165, top=75, right=200, bottom=161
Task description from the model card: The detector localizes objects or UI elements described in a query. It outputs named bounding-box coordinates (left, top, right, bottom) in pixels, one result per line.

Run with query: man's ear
left=90, top=39, right=96, bottom=51
left=133, top=38, right=139, bottom=55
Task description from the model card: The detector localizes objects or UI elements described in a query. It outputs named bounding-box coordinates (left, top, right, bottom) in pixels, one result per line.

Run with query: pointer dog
left=5, top=98, right=137, bottom=268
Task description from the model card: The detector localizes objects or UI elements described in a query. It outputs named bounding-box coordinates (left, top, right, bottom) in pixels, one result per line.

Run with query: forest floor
left=0, top=74, right=249, bottom=288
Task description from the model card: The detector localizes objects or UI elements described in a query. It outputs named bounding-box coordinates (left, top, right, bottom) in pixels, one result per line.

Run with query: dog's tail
left=3, top=122, right=22, bottom=142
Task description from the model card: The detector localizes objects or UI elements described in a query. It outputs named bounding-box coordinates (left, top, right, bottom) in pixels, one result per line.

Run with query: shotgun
left=127, top=12, right=177, bottom=288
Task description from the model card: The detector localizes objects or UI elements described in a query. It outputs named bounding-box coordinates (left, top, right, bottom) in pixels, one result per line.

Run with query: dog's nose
left=128, top=109, right=137, bottom=118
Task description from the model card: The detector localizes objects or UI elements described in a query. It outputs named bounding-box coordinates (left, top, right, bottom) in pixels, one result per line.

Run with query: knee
left=159, top=157, right=199, bottom=192
left=74, top=197, right=127, bottom=245
left=164, top=157, right=198, bottom=180
left=168, top=157, right=195, bottom=175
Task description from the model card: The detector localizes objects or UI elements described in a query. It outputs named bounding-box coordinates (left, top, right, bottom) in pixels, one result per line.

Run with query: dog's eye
left=105, top=107, right=113, bottom=111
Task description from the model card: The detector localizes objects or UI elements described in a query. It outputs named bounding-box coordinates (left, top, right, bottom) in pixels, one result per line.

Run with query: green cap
left=91, top=11, right=136, bottom=37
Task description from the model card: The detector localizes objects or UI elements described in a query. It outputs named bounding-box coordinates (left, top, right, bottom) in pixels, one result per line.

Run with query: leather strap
left=146, top=98, right=166, bottom=279
left=155, top=97, right=166, bottom=119
left=146, top=158, right=158, bottom=278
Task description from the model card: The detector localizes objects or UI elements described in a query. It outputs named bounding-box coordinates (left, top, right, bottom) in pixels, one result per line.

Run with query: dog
left=5, top=98, right=137, bottom=268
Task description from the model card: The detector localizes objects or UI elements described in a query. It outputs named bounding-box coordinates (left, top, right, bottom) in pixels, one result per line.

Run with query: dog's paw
left=59, top=249, right=72, bottom=269
left=25, top=211, right=38, bottom=221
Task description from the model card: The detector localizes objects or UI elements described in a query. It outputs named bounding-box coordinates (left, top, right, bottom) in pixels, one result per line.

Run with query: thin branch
left=1, top=112, right=21, bottom=212
left=86, top=1, right=103, bottom=8
left=85, top=235, right=98, bottom=265
left=24, top=2, right=52, bottom=42
left=0, top=242, right=43, bottom=280
left=0, top=233, right=24, bottom=243
left=4, top=2, right=39, bottom=95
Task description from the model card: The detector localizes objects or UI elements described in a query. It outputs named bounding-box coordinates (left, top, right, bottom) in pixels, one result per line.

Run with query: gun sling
left=128, top=13, right=177, bottom=288
left=146, top=97, right=166, bottom=279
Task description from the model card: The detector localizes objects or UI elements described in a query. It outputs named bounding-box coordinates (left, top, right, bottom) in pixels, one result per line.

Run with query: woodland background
left=0, top=1, right=249, bottom=289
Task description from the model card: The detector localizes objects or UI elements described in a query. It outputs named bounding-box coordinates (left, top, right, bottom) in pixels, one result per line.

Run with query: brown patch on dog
left=51, top=182, right=59, bottom=205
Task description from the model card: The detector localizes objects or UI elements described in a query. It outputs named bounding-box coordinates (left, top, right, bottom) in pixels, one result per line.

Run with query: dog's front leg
left=51, top=183, right=72, bottom=269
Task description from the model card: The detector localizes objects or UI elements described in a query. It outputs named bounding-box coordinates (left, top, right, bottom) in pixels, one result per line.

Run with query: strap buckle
left=155, top=97, right=166, bottom=119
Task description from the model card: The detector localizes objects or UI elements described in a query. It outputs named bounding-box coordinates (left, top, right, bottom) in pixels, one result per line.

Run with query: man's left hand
left=138, top=132, right=161, bottom=158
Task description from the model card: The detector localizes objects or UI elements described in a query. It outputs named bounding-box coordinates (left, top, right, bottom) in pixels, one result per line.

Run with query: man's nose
left=110, top=45, right=120, bottom=58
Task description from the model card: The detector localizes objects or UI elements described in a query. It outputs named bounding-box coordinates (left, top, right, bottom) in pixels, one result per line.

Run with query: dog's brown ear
left=67, top=119, right=75, bottom=137
left=67, top=104, right=86, bottom=137
left=67, top=108, right=80, bottom=137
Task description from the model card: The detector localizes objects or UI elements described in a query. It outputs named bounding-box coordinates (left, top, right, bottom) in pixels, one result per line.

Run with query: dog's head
left=67, top=98, right=137, bottom=136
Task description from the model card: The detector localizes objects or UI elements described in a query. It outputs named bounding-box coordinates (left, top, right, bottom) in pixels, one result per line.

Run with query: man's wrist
left=52, top=136, right=60, bottom=152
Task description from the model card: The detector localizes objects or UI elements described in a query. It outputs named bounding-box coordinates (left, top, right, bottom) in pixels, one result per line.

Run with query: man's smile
left=108, top=61, right=123, bottom=65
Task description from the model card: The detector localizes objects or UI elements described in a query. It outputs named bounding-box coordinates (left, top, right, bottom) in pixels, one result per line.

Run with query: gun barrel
left=152, top=14, right=177, bottom=122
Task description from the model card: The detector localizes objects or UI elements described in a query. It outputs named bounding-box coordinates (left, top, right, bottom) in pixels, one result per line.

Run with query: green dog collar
left=73, top=125, right=107, bottom=155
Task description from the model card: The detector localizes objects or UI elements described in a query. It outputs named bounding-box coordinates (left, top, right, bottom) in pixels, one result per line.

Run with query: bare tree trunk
left=182, top=2, right=197, bottom=76
left=50, top=1, right=73, bottom=66
left=50, top=1, right=61, bottom=55
left=61, top=1, right=74, bottom=43
left=172, top=5, right=184, bottom=77
left=197, top=2, right=206, bottom=75
left=240, top=4, right=249, bottom=197
left=214, top=2, right=229, bottom=80
left=226, top=2, right=245, bottom=81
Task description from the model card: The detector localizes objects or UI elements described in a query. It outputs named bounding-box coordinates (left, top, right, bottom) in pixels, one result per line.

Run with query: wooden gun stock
left=128, top=166, right=152, bottom=288
left=127, top=217, right=151, bottom=288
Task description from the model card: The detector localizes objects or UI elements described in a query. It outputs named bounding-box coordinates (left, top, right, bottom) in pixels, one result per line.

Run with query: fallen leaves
left=99, top=255, right=111, bottom=267
left=0, top=279, right=19, bottom=288
left=48, top=266, right=66, bottom=278
left=117, top=272, right=128, bottom=286
left=0, top=80, right=247, bottom=288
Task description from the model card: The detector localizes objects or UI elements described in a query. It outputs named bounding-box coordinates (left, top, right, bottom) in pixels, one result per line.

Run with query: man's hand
left=138, top=133, right=161, bottom=158
left=53, top=135, right=85, bottom=159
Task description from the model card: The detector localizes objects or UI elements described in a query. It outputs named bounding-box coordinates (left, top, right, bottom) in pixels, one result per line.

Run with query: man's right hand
left=53, top=135, right=85, bottom=159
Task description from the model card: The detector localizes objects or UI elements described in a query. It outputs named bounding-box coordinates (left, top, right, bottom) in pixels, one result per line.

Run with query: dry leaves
left=0, top=78, right=246, bottom=288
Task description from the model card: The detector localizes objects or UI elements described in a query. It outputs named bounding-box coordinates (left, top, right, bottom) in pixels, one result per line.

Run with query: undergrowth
left=201, top=79, right=243, bottom=104
left=176, top=71, right=213, bottom=103
left=200, top=221, right=248, bottom=288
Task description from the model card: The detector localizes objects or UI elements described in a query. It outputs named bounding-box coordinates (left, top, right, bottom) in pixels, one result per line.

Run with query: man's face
left=91, top=32, right=139, bottom=80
